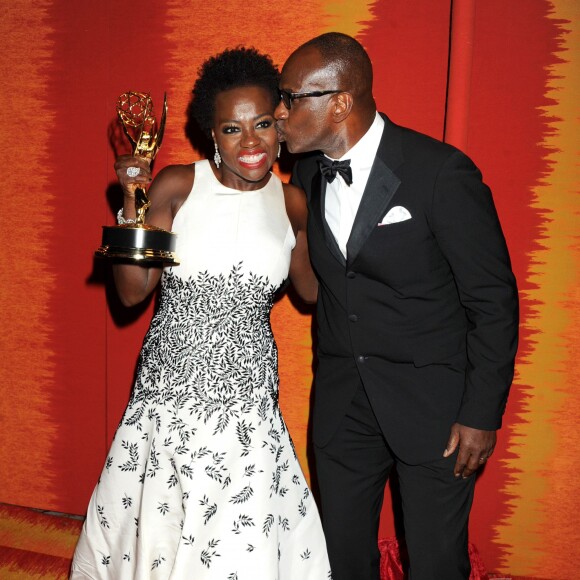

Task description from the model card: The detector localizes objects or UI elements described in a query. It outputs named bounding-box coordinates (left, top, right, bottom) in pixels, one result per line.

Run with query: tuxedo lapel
left=309, top=170, right=346, bottom=266
left=346, top=161, right=400, bottom=265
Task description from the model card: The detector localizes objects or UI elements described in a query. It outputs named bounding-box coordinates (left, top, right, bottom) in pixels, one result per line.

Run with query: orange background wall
left=1, top=1, right=578, bottom=577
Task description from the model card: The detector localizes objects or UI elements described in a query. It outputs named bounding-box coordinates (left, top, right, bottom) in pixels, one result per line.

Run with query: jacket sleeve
left=431, top=150, right=519, bottom=430
left=291, top=161, right=306, bottom=191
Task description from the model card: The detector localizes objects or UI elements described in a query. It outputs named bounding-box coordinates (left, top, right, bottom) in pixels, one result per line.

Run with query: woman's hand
left=114, top=155, right=153, bottom=222
left=111, top=155, right=157, bottom=306
left=114, top=155, right=152, bottom=198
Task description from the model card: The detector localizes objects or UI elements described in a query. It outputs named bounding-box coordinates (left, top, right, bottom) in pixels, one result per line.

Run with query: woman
left=71, top=48, right=330, bottom=579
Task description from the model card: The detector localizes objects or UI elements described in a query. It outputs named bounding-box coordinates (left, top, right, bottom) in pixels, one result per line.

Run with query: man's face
left=275, top=47, right=338, bottom=155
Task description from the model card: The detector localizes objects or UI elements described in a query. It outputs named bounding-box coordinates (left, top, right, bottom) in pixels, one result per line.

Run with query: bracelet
left=117, top=208, right=136, bottom=225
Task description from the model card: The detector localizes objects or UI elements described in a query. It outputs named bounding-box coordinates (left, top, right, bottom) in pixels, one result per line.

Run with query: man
left=274, top=32, right=518, bottom=580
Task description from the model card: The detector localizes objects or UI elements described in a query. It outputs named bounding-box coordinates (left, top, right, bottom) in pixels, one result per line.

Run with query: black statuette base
left=95, top=224, right=179, bottom=264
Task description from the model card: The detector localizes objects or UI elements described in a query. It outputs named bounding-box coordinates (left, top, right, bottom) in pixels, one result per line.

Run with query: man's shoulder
left=380, top=113, right=458, bottom=157
left=378, top=113, right=481, bottom=178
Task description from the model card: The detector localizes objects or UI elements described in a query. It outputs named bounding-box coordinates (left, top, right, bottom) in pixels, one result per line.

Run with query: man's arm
left=431, top=150, right=519, bottom=477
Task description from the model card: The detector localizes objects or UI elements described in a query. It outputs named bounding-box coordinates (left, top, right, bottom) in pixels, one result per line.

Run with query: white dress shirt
left=324, top=112, right=385, bottom=258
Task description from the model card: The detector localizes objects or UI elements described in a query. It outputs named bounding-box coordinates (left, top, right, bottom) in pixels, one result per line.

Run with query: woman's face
left=212, top=86, right=278, bottom=191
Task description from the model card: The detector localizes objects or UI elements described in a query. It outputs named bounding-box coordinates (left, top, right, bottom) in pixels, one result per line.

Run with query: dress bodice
left=167, top=160, right=295, bottom=288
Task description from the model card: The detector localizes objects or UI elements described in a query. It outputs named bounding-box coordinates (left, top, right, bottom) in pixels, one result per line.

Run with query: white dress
left=71, top=160, right=331, bottom=579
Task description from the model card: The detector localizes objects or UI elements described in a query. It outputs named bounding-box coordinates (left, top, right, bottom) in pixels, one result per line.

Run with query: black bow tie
left=319, top=159, right=353, bottom=186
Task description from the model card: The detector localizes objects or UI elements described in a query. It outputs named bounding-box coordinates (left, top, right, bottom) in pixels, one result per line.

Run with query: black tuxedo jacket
left=293, top=114, right=519, bottom=464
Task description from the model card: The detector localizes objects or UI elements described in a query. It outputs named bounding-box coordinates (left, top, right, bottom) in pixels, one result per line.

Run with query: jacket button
left=348, top=314, right=358, bottom=322
left=347, top=271, right=356, bottom=278
left=357, top=355, right=365, bottom=364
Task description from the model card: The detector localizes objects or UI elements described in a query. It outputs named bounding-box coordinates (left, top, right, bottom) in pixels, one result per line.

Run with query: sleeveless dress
left=71, top=160, right=331, bottom=579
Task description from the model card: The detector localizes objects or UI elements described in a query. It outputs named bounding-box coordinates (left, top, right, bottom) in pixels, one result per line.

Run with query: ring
left=126, top=166, right=140, bottom=177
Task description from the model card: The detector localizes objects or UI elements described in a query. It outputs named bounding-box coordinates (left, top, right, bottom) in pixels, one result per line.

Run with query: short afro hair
left=188, top=47, right=280, bottom=138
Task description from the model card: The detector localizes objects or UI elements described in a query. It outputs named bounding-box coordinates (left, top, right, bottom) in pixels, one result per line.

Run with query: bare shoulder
left=153, top=163, right=195, bottom=192
left=282, top=182, right=308, bottom=232
left=148, top=163, right=196, bottom=212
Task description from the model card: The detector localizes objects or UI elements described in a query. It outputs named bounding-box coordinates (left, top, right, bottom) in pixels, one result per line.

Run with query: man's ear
left=332, top=92, right=353, bottom=123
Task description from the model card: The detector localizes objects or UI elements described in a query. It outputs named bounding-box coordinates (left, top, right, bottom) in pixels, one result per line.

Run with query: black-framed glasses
left=279, top=89, right=343, bottom=109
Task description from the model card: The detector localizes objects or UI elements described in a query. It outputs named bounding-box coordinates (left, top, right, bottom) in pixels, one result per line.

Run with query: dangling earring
left=214, top=141, right=221, bottom=168
left=277, top=143, right=281, bottom=159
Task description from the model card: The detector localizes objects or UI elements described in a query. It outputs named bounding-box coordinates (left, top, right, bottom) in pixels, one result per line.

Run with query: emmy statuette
left=96, top=91, right=178, bottom=263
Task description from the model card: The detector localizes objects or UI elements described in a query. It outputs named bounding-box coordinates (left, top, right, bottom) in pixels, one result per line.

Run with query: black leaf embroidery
left=119, top=441, right=139, bottom=472
left=263, top=514, right=275, bottom=537
left=229, top=485, right=254, bottom=504
left=147, top=439, right=160, bottom=478
left=199, top=495, right=218, bottom=524
left=232, top=514, right=255, bottom=534
left=157, top=502, right=170, bottom=516
left=200, top=538, right=220, bottom=568
left=97, top=505, right=110, bottom=529
left=182, top=534, right=195, bottom=546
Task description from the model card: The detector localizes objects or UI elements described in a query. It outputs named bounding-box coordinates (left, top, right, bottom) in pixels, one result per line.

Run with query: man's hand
left=443, top=423, right=496, bottom=478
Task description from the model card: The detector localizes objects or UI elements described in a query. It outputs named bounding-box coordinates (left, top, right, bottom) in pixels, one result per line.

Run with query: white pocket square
left=379, top=206, right=412, bottom=225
